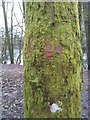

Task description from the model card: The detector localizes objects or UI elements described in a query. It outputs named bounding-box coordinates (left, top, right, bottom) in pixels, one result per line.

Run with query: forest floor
left=0, top=64, right=89, bottom=118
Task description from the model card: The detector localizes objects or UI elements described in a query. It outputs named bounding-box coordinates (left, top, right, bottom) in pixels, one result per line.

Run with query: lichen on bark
left=23, top=2, right=82, bottom=118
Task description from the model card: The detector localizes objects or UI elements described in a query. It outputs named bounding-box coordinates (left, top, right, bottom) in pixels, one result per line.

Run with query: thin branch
left=9, top=2, right=25, bottom=33
left=18, top=1, right=23, bottom=14
left=14, top=12, right=25, bottom=33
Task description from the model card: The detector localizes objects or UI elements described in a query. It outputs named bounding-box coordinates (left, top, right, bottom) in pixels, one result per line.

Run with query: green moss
left=23, top=2, right=82, bottom=118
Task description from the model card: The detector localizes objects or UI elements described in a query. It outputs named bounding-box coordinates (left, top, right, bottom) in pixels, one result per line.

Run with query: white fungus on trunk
left=50, top=102, right=62, bottom=113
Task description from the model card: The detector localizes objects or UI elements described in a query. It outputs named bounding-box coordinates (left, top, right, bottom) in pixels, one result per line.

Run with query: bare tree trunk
left=2, top=1, right=14, bottom=63
left=10, top=1, right=14, bottom=63
left=1, top=28, right=7, bottom=63
left=22, top=1, right=25, bottom=19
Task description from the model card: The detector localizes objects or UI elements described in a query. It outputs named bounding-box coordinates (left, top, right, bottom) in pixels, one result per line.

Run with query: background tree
left=10, top=1, right=14, bottom=64
left=0, top=1, right=24, bottom=64
left=23, top=2, right=82, bottom=118
left=83, top=3, right=88, bottom=69
left=2, top=1, right=14, bottom=63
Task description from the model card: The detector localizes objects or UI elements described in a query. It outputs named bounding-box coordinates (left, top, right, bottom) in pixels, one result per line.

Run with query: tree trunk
left=10, top=1, right=14, bottom=64
left=2, top=1, right=14, bottom=63
left=22, top=1, right=25, bottom=19
left=88, top=2, right=90, bottom=69
left=23, top=2, right=82, bottom=118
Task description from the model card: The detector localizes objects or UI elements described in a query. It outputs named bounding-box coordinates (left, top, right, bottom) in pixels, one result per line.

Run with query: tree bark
left=23, top=2, right=82, bottom=118
left=88, top=2, right=90, bottom=69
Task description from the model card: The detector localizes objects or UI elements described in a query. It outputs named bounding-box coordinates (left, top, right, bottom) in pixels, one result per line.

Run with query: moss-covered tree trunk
left=23, top=2, right=82, bottom=118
